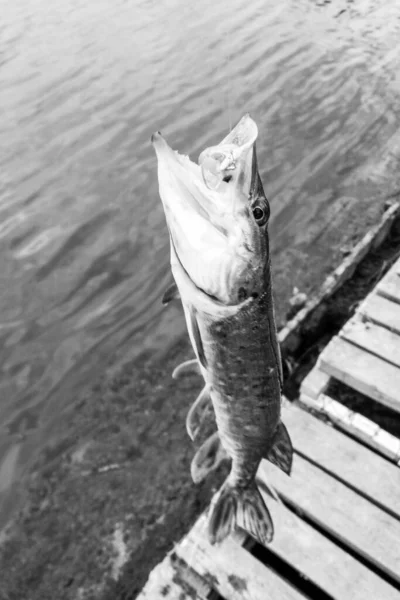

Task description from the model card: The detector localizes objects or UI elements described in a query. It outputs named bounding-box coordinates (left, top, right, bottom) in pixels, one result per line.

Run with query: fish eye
left=252, top=200, right=270, bottom=226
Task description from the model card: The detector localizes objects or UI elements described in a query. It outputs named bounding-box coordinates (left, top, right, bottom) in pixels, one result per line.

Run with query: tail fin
left=207, top=480, right=274, bottom=546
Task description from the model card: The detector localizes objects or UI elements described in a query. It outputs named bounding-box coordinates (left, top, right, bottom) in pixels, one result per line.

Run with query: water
left=0, top=0, right=400, bottom=526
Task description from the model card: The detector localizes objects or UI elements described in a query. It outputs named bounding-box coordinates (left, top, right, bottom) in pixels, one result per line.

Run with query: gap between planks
left=262, top=452, right=400, bottom=585
left=359, top=293, right=400, bottom=335
left=282, top=402, right=400, bottom=515
left=319, top=336, right=400, bottom=414
left=140, top=470, right=400, bottom=600
left=340, top=314, right=400, bottom=369
left=176, top=492, right=400, bottom=600
left=139, top=402, right=400, bottom=600
left=299, top=390, right=400, bottom=463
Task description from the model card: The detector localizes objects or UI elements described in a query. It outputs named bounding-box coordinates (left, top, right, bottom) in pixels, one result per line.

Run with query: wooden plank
left=139, top=397, right=400, bottom=599
left=359, top=293, right=400, bottom=335
left=137, top=553, right=202, bottom=600
left=377, top=269, right=400, bottom=304
left=258, top=487, right=400, bottom=600
left=300, top=366, right=330, bottom=400
left=144, top=482, right=400, bottom=600
left=393, top=256, right=400, bottom=274
left=282, top=402, right=400, bottom=516
left=175, top=515, right=305, bottom=600
left=340, top=315, right=400, bottom=369
left=260, top=455, right=400, bottom=584
left=298, top=392, right=400, bottom=462
left=319, top=336, right=400, bottom=413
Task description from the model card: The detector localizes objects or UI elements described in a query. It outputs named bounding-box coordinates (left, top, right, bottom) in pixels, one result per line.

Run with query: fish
left=151, top=114, right=293, bottom=546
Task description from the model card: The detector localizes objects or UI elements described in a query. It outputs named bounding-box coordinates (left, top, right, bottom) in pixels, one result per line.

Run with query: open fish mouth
left=152, top=115, right=268, bottom=304
left=151, top=114, right=259, bottom=224
left=198, top=114, right=258, bottom=194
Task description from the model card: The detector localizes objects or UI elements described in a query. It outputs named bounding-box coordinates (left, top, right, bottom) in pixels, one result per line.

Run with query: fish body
left=152, top=115, right=292, bottom=546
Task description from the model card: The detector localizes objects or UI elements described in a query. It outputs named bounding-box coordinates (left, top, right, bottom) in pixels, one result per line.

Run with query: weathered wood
left=259, top=488, right=400, bottom=600
left=278, top=202, right=400, bottom=352
left=359, top=293, right=400, bottom=335
left=299, top=392, right=400, bottom=462
left=139, top=396, right=400, bottom=598
left=260, top=455, right=400, bottom=584
left=282, top=402, right=400, bottom=515
left=377, top=269, right=400, bottom=304
left=140, top=469, right=400, bottom=600
left=300, top=366, right=331, bottom=399
left=136, top=552, right=202, bottom=600
left=319, top=336, right=400, bottom=412
left=175, top=515, right=304, bottom=600
left=340, top=314, right=400, bottom=369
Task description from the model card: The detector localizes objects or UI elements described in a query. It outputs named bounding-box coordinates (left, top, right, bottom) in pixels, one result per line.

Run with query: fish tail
left=207, top=479, right=273, bottom=546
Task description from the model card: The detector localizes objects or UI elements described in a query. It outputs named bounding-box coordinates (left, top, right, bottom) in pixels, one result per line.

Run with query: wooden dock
left=138, top=209, right=400, bottom=600
left=301, top=254, right=400, bottom=463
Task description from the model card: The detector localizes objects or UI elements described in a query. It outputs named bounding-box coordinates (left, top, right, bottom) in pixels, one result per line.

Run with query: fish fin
left=186, top=386, right=212, bottom=441
left=189, top=307, right=207, bottom=369
left=172, top=359, right=200, bottom=379
left=190, top=431, right=230, bottom=484
left=162, top=282, right=180, bottom=305
left=266, top=295, right=284, bottom=390
left=208, top=480, right=274, bottom=546
left=266, top=421, right=293, bottom=476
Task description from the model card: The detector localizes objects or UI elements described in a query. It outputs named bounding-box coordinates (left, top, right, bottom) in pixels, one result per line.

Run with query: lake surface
left=0, top=0, right=400, bottom=526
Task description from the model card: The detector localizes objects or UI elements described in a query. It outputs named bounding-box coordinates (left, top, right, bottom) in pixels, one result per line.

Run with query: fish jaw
left=151, top=130, right=232, bottom=291
left=151, top=115, right=270, bottom=305
left=197, top=113, right=258, bottom=196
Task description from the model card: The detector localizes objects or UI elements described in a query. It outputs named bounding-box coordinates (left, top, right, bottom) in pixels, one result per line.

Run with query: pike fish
left=152, top=115, right=293, bottom=546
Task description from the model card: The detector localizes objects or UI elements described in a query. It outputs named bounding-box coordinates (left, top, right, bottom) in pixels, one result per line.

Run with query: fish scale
left=205, top=298, right=280, bottom=445
left=152, top=114, right=293, bottom=546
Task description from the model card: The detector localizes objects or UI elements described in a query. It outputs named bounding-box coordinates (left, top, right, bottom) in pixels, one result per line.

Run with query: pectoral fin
left=189, top=308, right=207, bottom=369
left=162, top=282, right=180, bottom=305
left=172, top=359, right=201, bottom=379
left=191, top=432, right=230, bottom=484
left=266, top=421, right=293, bottom=476
left=186, top=386, right=213, bottom=441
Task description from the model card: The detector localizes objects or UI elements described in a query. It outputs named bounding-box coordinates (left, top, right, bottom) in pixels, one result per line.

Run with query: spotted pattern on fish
left=152, top=114, right=293, bottom=547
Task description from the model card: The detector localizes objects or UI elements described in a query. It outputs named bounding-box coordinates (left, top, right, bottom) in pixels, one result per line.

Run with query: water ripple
left=1, top=0, right=400, bottom=528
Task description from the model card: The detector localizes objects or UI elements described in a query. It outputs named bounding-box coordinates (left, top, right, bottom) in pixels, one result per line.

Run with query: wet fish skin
left=202, top=268, right=282, bottom=487
left=171, top=233, right=291, bottom=546
left=152, top=115, right=293, bottom=546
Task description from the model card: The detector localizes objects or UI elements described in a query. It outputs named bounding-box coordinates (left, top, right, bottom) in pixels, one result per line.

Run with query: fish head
left=152, top=114, right=270, bottom=305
